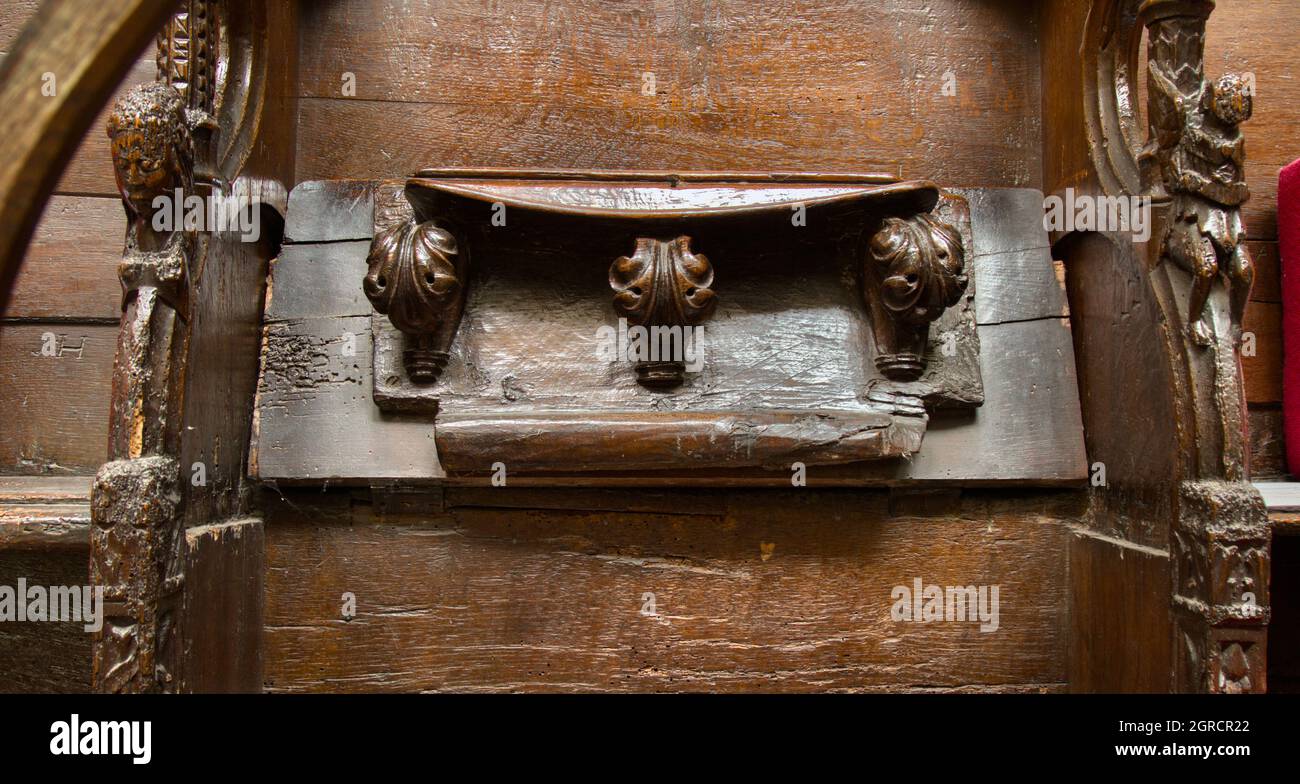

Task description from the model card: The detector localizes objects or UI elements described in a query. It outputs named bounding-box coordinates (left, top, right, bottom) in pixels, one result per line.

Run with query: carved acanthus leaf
left=364, top=218, right=465, bottom=383
left=609, top=236, right=716, bottom=387
left=863, top=212, right=967, bottom=381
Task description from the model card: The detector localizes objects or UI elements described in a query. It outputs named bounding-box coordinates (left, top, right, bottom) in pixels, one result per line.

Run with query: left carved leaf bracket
left=861, top=211, right=968, bottom=382
left=363, top=195, right=468, bottom=397
left=609, top=235, right=717, bottom=387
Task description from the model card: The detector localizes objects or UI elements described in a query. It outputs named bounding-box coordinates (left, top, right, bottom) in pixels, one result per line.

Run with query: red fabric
left=1281, top=159, right=1300, bottom=474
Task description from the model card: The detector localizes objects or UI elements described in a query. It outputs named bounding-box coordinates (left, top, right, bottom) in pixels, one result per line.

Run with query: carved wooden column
left=1071, top=0, right=1274, bottom=696
left=91, top=1, right=218, bottom=694
left=93, top=80, right=197, bottom=693
left=1137, top=0, right=1269, bottom=694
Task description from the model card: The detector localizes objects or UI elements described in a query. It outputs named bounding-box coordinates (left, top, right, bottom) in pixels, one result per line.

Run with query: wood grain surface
left=263, top=486, right=1079, bottom=692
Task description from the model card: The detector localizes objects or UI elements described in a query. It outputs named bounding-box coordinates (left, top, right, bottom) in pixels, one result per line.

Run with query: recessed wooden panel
left=182, top=518, right=265, bottom=694
left=1067, top=529, right=1171, bottom=693
left=0, top=546, right=92, bottom=693
left=1248, top=407, right=1286, bottom=480
left=263, top=487, right=1074, bottom=692
left=1243, top=301, right=1281, bottom=404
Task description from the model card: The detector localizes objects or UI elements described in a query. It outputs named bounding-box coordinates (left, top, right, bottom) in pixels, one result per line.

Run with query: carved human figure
left=864, top=213, right=966, bottom=380
left=1149, top=67, right=1254, bottom=346
left=108, top=82, right=195, bottom=253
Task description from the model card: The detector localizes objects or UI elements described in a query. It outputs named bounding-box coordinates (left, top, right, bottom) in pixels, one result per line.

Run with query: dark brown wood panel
left=294, top=0, right=1041, bottom=187
left=181, top=518, right=265, bottom=693
left=1248, top=407, right=1286, bottom=480
left=1067, top=529, right=1171, bottom=693
left=6, top=196, right=123, bottom=320
left=264, top=487, right=1077, bottom=692
left=0, top=547, right=92, bottom=692
left=0, top=324, right=115, bottom=474
left=1243, top=301, right=1281, bottom=404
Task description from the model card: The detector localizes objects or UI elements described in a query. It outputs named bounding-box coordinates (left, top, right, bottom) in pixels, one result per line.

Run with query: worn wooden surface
left=181, top=518, right=265, bottom=693
left=0, top=324, right=116, bottom=474
left=264, top=486, right=1078, bottom=692
left=1067, top=528, right=1172, bottom=693
left=295, top=0, right=1042, bottom=187
left=0, top=475, right=91, bottom=692
left=0, top=546, right=92, bottom=692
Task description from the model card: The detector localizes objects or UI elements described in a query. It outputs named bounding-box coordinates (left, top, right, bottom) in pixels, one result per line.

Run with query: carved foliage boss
left=364, top=218, right=465, bottom=383
left=609, top=235, right=717, bottom=387
left=862, top=213, right=967, bottom=381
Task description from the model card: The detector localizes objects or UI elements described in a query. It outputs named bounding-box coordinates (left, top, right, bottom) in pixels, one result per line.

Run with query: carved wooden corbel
left=609, top=235, right=717, bottom=387
left=861, top=212, right=967, bottom=381
left=363, top=211, right=467, bottom=385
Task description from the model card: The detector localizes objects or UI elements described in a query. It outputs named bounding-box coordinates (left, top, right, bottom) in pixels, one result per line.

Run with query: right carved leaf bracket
left=861, top=211, right=968, bottom=382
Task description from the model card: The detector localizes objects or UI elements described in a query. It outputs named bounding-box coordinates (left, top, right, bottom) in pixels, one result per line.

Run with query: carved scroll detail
left=609, top=236, right=716, bottom=387
left=862, top=212, right=967, bottom=381
left=1141, top=0, right=1253, bottom=347
left=364, top=215, right=466, bottom=384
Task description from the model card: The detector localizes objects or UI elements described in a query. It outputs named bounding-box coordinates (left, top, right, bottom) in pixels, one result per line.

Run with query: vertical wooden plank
left=181, top=518, right=264, bottom=693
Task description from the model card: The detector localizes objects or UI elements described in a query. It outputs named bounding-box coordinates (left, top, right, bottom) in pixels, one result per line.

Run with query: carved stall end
left=862, top=213, right=967, bottom=381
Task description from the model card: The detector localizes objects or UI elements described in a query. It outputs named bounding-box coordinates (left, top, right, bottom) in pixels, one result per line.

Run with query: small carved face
left=106, top=82, right=189, bottom=220
left=1211, top=74, right=1253, bottom=126
left=110, top=130, right=175, bottom=217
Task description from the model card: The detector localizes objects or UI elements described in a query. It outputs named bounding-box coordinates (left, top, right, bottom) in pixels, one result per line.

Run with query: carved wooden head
left=364, top=220, right=462, bottom=335
left=106, top=83, right=193, bottom=221
left=1209, top=73, right=1253, bottom=126
left=868, top=213, right=966, bottom=326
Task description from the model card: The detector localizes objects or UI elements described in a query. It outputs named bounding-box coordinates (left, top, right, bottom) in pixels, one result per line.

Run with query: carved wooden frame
left=1072, top=0, right=1270, bottom=693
